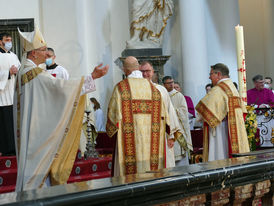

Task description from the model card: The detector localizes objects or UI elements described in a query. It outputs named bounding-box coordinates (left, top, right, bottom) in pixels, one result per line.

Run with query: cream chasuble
left=14, top=59, right=95, bottom=191
left=169, top=89, right=193, bottom=161
left=106, top=77, right=169, bottom=176
left=195, top=79, right=250, bottom=162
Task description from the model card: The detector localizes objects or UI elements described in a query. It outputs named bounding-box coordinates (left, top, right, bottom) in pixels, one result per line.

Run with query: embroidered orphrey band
left=117, top=79, right=162, bottom=174
left=218, top=82, right=241, bottom=153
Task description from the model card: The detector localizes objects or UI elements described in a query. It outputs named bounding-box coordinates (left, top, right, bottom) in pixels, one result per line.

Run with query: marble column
left=178, top=0, right=209, bottom=106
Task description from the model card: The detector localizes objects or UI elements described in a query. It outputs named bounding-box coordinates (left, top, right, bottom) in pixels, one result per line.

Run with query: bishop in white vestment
left=14, top=27, right=109, bottom=191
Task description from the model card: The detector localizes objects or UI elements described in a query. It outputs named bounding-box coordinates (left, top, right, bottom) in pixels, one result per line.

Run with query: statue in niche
left=126, top=0, right=174, bottom=49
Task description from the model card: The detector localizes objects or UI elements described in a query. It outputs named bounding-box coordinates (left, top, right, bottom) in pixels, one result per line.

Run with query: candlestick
left=85, top=94, right=92, bottom=112
left=84, top=109, right=99, bottom=159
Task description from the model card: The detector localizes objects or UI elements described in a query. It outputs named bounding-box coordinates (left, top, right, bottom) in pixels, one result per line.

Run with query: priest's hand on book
left=91, top=63, right=109, bottom=79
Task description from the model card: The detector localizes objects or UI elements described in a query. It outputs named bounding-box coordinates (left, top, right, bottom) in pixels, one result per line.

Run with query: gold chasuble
left=195, top=79, right=249, bottom=162
left=107, top=78, right=169, bottom=176
left=14, top=60, right=86, bottom=191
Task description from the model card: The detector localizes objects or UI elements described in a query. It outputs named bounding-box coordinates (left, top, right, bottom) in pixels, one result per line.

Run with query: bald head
left=123, top=56, right=139, bottom=76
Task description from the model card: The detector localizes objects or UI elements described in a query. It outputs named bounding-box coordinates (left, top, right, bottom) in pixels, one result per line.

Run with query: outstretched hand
left=91, top=63, right=109, bottom=79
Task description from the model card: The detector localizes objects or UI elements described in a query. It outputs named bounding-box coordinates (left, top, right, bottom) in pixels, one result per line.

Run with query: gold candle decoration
left=235, top=25, right=247, bottom=105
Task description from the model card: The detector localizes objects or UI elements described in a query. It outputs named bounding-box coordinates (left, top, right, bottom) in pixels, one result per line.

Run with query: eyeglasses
left=164, top=81, right=174, bottom=84
left=209, top=72, right=218, bottom=76
left=255, top=80, right=264, bottom=84
left=140, top=70, right=152, bottom=73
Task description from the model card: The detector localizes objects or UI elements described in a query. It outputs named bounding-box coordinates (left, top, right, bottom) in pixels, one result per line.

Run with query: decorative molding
left=0, top=18, right=34, bottom=32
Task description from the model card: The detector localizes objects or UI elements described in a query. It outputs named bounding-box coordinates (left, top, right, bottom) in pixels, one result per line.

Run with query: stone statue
left=126, top=0, right=174, bottom=49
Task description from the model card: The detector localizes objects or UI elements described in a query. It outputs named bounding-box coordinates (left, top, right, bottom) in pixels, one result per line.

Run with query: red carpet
left=0, top=152, right=112, bottom=194
left=0, top=132, right=116, bottom=194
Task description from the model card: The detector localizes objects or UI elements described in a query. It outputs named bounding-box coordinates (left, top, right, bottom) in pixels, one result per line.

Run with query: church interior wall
left=0, top=0, right=41, bottom=25
left=1, top=0, right=129, bottom=127
left=162, top=0, right=209, bottom=107
left=162, top=0, right=183, bottom=86
left=40, top=0, right=129, bottom=126
left=162, top=0, right=240, bottom=107
left=239, top=0, right=274, bottom=89
left=204, top=0, right=239, bottom=84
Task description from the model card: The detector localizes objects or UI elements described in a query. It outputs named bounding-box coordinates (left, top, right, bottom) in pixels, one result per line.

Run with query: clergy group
left=0, top=27, right=273, bottom=192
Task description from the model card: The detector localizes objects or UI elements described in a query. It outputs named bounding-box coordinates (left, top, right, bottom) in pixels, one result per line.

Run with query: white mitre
left=18, top=26, right=47, bottom=52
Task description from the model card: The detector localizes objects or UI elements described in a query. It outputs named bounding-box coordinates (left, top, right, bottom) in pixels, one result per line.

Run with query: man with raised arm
left=15, top=27, right=109, bottom=191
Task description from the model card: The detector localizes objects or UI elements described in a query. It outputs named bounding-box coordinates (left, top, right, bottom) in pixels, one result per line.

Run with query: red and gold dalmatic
left=195, top=79, right=250, bottom=162
left=107, top=78, right=169, bottom=176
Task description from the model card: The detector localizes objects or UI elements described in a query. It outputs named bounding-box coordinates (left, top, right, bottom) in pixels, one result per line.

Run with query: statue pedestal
left=120, top=48, right=170, bottom=84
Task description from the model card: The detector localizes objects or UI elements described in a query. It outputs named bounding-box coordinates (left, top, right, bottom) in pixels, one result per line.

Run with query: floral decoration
left=245, top=105, right=259, bottom=151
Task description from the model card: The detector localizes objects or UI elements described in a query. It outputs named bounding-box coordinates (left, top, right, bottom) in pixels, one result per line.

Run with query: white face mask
left=4, top=42, right=12, bottom=51
left=264, top=84, right=270, bottom=89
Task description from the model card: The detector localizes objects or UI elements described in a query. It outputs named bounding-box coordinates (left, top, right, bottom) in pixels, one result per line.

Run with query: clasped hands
left=9, top=65, right=18, bottom=75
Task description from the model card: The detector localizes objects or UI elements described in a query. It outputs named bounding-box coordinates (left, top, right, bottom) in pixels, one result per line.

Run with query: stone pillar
left=178, top=0, right=209, bottom=105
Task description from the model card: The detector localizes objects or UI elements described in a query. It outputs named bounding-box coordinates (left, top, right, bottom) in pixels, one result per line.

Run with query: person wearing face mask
left=247, top=75, right=274, bottom=107
left=45, top=47, right=69, bottom=80
left=0, top=32, right=21, bottom=156
left=264, top=77, right=274, bottom=94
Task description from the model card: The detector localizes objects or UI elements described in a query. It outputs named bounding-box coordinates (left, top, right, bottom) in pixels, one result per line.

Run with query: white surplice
left=0, top=51, right=20, bottom=106
left=154, top=84, right=176, bottom=168
left=94, top=108, right=105, bottom=132
left=47, top=65, right=69, bottom=80
left=169, top=89, right=193, bottom=165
